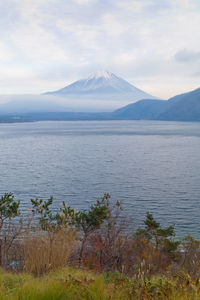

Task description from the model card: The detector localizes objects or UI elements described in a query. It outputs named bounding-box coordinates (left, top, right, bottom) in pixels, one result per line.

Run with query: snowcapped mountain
left=0, top=71, right=156, bottom=115
left=44, top=71, right=156, bottom=102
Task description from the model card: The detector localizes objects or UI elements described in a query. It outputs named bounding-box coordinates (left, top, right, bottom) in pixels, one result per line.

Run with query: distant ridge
left=112, top=87, right=200, bottom=121
left=44, top=70, right=156, bottom=102
left=113, top=99, right=169, bottom=120
left=158, top=87, right=200, bottom=121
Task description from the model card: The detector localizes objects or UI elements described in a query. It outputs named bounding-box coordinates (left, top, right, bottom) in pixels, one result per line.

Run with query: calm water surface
left=0, top=120, right=200, bottom=238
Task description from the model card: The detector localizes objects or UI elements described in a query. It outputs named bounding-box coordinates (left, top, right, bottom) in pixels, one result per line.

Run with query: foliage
left=82, top=199, right=128, bottom=272
left=0, top=193, right=21, bottom=267
left=136, top=212, right=179, bottom=260
left=31, top=196, right=76, bottom=231
left=74, top=193, right=110, bottom=235
left=74, top=193, right=111, bottom=266
left=0, top=193, right=20, bottom=231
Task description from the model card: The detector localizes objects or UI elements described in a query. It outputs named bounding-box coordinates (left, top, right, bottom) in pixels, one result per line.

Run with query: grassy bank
left=1, top=267, right=200, bottom=300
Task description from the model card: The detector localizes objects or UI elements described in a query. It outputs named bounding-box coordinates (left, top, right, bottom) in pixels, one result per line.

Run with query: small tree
left=136, top=212, right=179, bottom=260
left=31, top=196, right=58, bottom=232
left=74, top=193, right=111, bottom=266
left=86, top=199, right=128, bottom=272
left=0, top=193, right=20, bottom=265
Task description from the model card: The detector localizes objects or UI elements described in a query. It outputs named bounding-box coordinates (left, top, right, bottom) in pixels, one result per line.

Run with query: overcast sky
left=0, top=0, right=200, bottom=99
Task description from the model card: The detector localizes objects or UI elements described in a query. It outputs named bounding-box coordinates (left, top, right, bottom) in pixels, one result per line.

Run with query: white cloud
left=73, top=0, right=97, bottom=4
left=116, top=0, right=152, bottom=13
left=112, top=52, right=138, bottom=66
left=102, top=13, right=127, bottom=37
left=0, top=42, right=14, bottom=63
left=11, top=23, right=70, bottom=63
left=175, top=49, right=200, bottom=62
left=56, top=19, right=101, bottom=50
left=0, top=0, right=199, bottom=98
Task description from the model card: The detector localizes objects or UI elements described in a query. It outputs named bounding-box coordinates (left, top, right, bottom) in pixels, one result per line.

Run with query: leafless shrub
left=0, top=218, right=24, bottom=270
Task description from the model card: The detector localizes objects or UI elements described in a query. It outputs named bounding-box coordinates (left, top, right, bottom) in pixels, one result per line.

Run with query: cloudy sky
left=0, top=0, right=200, bottom=99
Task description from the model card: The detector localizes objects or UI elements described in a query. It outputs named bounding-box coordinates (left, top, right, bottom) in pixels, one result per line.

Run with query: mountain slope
left=44, top=71, right=155, bottom=102
left=112, top=99, right=169, bottom=120
left=159, top=88, right=200, bottom=121
left=111, top=87, right=200, bottom=121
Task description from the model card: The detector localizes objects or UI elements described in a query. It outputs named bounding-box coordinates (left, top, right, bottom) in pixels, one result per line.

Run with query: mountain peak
left=44, top=71, right=156, bottom=103
left=87, top=70, right=113, bottom=80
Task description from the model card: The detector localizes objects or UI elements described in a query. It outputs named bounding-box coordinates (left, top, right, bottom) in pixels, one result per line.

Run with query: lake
left=0, top=120, right=200, bottom=238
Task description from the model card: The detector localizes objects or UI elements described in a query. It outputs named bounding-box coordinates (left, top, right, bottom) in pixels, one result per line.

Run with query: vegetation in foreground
left=1, top=192, right=200, bottom=299
left=1, top=267, right=200, bottom=299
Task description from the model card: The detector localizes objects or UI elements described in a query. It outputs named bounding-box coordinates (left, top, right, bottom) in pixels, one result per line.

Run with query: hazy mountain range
left=0, top=71, right=199, bottom=122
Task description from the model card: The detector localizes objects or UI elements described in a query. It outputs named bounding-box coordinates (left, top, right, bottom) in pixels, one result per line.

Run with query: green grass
left=0, top=267, right=200, bottom=300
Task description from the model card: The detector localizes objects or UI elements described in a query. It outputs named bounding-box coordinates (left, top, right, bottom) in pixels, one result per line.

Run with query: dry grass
left=24, top=227, right=77, bottom=276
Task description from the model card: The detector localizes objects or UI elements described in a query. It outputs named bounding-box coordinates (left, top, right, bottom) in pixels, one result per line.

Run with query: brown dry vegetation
left=1, top=193, right=200, bottom=299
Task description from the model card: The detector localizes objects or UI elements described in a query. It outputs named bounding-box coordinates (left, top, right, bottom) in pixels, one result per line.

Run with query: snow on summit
left=87, top=70, right=113, bottom=80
